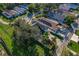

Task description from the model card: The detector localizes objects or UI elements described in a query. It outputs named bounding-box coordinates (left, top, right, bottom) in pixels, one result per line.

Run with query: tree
left=28, top=4, right=36, bottom=14
left=65, top=15, right=75, bottom=26
left=12, top=19, right=44, bottom=55
left=0, top=4, right=7, bottom=12
left=0, top=3, right=19, bottom=12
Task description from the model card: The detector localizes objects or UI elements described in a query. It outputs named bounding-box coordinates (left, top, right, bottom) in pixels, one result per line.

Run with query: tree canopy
left=12, top=19, right=45, bottom=55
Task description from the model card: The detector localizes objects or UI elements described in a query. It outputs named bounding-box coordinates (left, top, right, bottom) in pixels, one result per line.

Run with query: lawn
left=75, top=30, right=79, bottom=36
left=0, top=44, right=3, bottom=48
left=0, top=23, right=14, bottom=52
left=68, top=40, right=79, bottom=53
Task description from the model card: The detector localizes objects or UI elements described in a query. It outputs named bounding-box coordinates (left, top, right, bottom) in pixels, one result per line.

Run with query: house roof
left=56, top=28, right=70, bottom=38
left=19, top=4, right=28, bottom=9
left=69, top=4, right=78, bottom=9
left=14, top=7, right=25, bottom=14
left=59, top=4, right=70, bottom=11
left=2, top=4, right=28, bottom=18
left=72, top=22, right=78, bottom=29
left=38, top=18, right=60, bottom=30
left=59, top=4, right=78, bottom=11
left=47, top=11, right=66, bottom=25
left=75, top=19, right=79, bottom=25
left=70, top=34, right=79, bottom=42
left=2, top=10, right=13, bottom=18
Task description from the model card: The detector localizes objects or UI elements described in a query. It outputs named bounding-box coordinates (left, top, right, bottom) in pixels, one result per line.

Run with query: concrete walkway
left=67, top=48, right=77, bottom=55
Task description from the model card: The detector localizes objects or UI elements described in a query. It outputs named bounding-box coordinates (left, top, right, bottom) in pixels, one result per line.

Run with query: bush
left=75, top=30, right=79, bottom=36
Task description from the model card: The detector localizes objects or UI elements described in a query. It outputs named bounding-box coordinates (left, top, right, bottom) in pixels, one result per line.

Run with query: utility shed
left=70, top=34, right=79, bottom=43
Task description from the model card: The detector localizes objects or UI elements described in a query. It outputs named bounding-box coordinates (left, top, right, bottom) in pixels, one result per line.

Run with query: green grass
left=34, top=45, right=45, bottom=56
left=68, top=40, right=79, bottom=53
left=0, top=44, right=3, bottom=48
left=75, top=30, right=79, bottom=36
left=0, top=24, right=14, bottom=52
left=43, top=32, right=49, bottom=40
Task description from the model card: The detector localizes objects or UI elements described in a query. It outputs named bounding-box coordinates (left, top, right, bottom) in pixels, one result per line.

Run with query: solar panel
left=39, top=19, right=52, bottom=27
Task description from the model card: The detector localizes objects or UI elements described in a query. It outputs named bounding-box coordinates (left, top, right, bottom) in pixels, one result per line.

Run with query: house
left=59, top=4, right=70, bottom=12
left=14, top=6, right=26, bottom=15
left=19, top=4, right=28, bottom=10
left=2, top=4, right=28, bottom=19
left=35, top=17, right=72, bottom=41
left=68, top=4, right=78, bottom=9
left=57, top=28, right=71, bottom=40
left=2, top=10, right=16, bottom=18
left=47, top=11, right=66, bottom=25
left=37, top=17, right=62, bottom=33
left=59, top=4, right=78, bottom=12
left=9, top=10, right=19, bottom=17
left=13, top=4, right=28, bottom=15
left=2, top=10, right=12, bottom=18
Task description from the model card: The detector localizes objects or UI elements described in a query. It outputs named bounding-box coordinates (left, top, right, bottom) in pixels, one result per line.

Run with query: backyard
left=0, top=23, right=14, bottom=52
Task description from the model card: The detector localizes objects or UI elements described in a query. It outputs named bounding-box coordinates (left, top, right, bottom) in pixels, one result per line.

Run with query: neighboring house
left=59, top=4, right=78, bottom=12
left=68, top=4, right=78, bottom=9
left=56, top=28, right=71, bottom=40
left=2, top=10, right=14, bottom=18
left=2, top=10, right=13, bottom=19
left=2, top=4, right=28, bottom=19
left=59, top=4, right=70, bottom=12
left=47, top=11, right=66, bottom=25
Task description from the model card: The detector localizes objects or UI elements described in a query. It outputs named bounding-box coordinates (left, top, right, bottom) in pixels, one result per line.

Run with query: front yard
left=68, top=40, right=79, bottom=54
